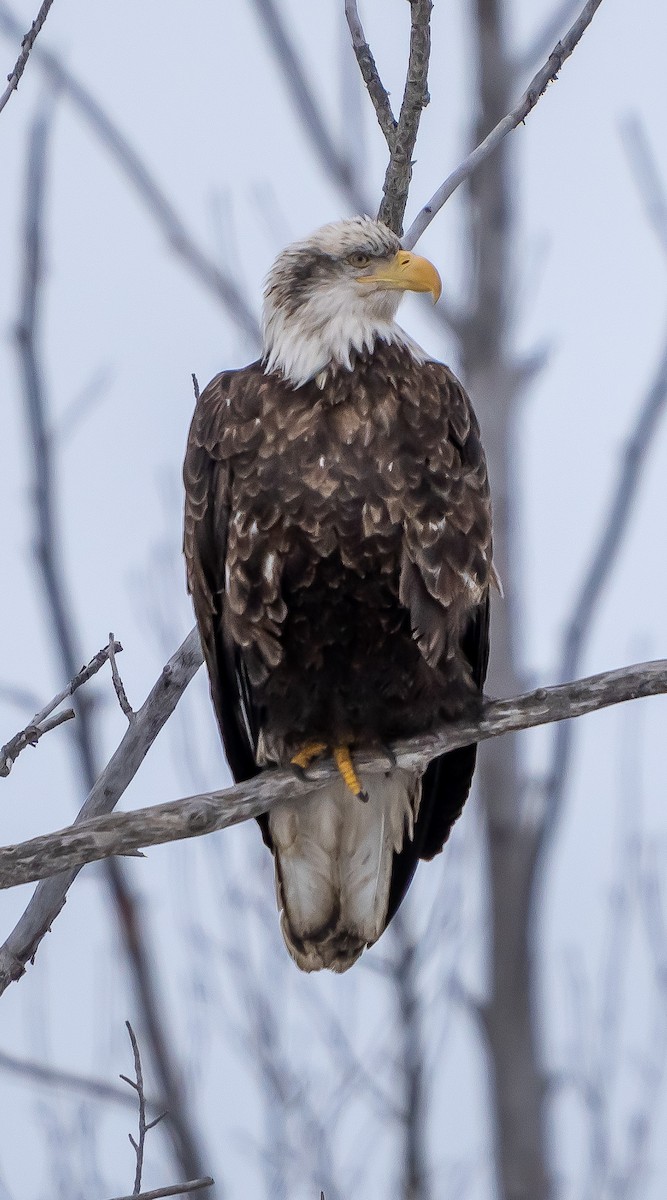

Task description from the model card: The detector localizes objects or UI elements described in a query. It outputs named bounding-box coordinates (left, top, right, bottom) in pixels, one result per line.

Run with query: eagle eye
left=347, top=252, right=371, bottom=268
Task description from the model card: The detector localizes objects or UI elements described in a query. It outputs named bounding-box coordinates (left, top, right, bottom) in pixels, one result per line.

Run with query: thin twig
left=106, top=1180, right=214, bottom=1200
left=109, top=633, right=134, bottom=722
left=0, top=658, right=665, bottom=891
left=378, top=0, right=432, bottom=235
left=0, top=4, right=259, bottom=348
left=122, top=1022, right=166, bottom=1195
left=0, top=708, right=74, bottom=777
left=403, top=0, right=605, bottom=248
left=0, top=640, right=121, bottom=776
left=344, top=0, right=397, bottom=149
left=0, top=0, right=54, bottom=115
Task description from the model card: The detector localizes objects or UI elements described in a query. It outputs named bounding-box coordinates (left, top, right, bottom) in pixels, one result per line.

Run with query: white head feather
left=262, top=216, right=429, bottom=388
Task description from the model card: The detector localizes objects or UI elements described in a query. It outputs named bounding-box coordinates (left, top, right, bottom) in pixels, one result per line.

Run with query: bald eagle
left=184, top=217, right=493, bottom=972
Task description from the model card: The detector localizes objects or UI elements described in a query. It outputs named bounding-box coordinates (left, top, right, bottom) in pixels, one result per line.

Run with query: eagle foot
left=289, top=741, right=369, bottom=802
left=333, top=745, right=369, bottom=803
left=290, top=741, right=328, bottom=782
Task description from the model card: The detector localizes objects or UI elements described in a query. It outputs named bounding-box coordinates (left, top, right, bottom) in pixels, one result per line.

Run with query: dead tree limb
left=0, top=0, right=54, bottom=116
left=403, top=0, right=605, bottom=249
left=0, top=639, right=122, bottom=777
left=0, top=627, right=202, bottom=993
left=0, top=659, right=664, bottom=892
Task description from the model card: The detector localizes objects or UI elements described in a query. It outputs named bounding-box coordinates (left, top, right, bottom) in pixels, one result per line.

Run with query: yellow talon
left=290, top=741, right=328, bottom=771
left=334, top=746, right=368, bottom=802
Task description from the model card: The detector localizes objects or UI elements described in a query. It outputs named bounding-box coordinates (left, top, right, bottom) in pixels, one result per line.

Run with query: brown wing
left=387, top=363, right=492, bottom=920
left=398, top=362, right=492, bottom=672
left=183, top=367, right=262, bottom=782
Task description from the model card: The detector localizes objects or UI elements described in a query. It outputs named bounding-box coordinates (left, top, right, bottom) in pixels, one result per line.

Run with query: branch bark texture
left=0, top=660, right=664, bottom=892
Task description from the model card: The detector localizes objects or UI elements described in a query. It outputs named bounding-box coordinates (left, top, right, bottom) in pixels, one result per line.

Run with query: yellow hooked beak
left=357, top=249, right=442, bottom=304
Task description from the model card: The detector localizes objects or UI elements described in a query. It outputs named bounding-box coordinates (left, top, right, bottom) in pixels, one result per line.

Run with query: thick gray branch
left=0, top=628, right=202, bottom=994
left=403, top=0, right=605, bottom=249
left=0, top=659, right=664, bottom=891
left=0, top=0, right=53, bottom=115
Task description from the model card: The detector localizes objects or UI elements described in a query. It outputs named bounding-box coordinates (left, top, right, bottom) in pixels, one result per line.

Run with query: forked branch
left=0, top=658, right=665, bottom=891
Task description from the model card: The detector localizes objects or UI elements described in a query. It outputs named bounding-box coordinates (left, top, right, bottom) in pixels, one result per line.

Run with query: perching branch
left=403, top=0, right=605, bottom=249
left=377, top=0, right=432, bottom=236
left=0, top=659, right=665, bottom=891
left=0, top=0, right=54, bottom=116
left=0, top=639, right=122, bottom=777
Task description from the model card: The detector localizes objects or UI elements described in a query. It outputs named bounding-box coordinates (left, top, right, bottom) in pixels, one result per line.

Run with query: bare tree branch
left=541, top=327, right=667, bottom=845
left=377, top=0, right=432, bottom=235
left=0, top=627, right=201, bottom=992
left=0, top=0, right=54, bottom=116
left=106, top=1181, right=214, bottom=1200
left=0, top=659, right=664, bottom=891
left=0, top=640, right=122, bottom=776
left=249, top=0, right=371, bottom=214
left=121, top=1022, right=166, bottom=1195
left=344, top=0, right=397, bottom=150
left=403, top=0, right=605, bottom=249
left=0, top=4, right=260, bottom=348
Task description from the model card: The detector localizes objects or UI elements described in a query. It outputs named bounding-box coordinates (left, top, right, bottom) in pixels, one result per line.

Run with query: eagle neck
left=261, top=314, right=428, bottom=391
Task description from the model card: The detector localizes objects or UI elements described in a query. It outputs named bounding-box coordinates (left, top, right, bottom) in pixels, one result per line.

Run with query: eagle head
left=261, top=216, right=441, bottom=388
